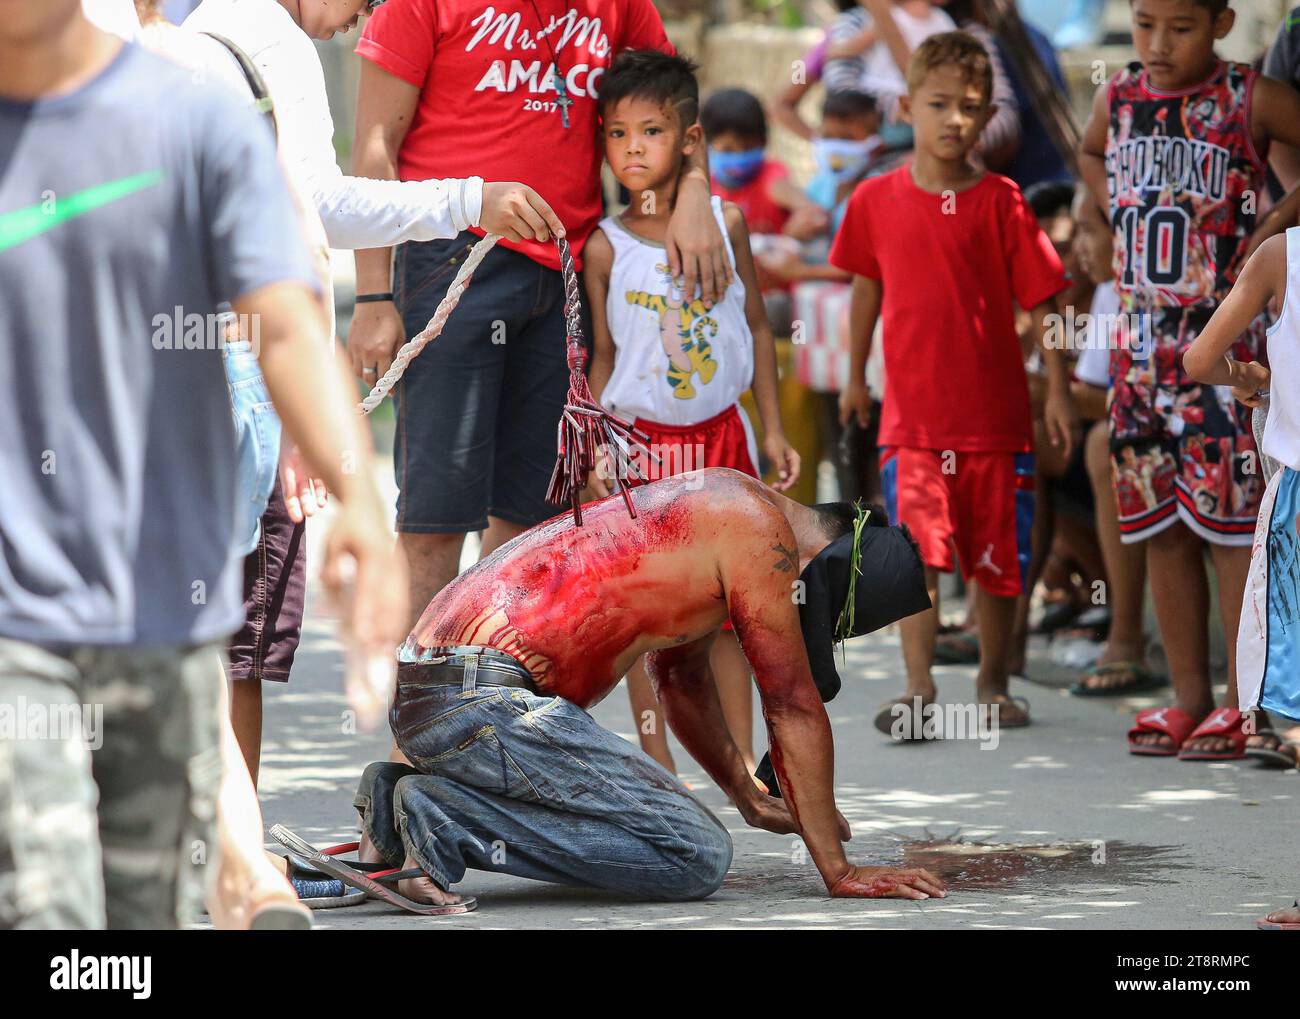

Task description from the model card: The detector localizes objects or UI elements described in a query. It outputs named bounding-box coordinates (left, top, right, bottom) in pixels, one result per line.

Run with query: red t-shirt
left=713, top=159, right=791, bottom=236
left=357, top=0, right=673, bottom=271
left=829, top=167, right=1066, bottom=452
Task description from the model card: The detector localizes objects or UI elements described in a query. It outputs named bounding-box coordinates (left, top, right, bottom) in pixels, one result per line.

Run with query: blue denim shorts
left=224, top=340, right=281, bottom=557
left=391, top=233, right=584, bottom=533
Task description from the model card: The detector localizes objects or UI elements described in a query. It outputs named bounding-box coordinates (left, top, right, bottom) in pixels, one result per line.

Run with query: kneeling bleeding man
left=368, top=467, right=941, bottom=906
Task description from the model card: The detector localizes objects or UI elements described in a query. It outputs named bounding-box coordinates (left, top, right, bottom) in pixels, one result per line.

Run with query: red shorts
left=880, top=446, right=1034, bottom=598
left=632, top=403, right=758, bottom=480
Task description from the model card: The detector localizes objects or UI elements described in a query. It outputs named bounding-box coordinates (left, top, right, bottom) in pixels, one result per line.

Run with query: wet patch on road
left=886, top=831, right=1190, bottom=891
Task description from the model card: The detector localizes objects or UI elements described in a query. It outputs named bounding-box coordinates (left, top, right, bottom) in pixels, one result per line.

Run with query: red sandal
left=1127, top=706, right=1196, bottom=756
left=1178, top=707, right=1247, bottom=761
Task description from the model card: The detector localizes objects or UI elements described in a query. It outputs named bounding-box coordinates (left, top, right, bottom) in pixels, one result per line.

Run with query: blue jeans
left=224, top=340, right=280, bottom=557
left=390, top=669, right=733, bottom=901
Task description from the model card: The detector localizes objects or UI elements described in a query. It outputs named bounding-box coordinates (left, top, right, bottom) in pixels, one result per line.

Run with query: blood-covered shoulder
left=693, top=468, right=793, bottom=533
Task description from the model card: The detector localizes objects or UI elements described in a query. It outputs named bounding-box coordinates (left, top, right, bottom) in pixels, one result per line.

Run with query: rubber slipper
left=980, top=695, right=1031, bottom=729
left=1033, top=600, right=1081, bottom=635
left=270, top=824, right=476, bottom=917
left=873, top=697, right=940, bottom=740
left=1257, top=901, right=1300, bottom=930
left=280, top=841, right=389, bottom=880
left=933, top=631, right=979, bottom=665
left=1178, top=707, right=1248, bottom=761
left=1128, top=706, right=1196, bottom=756
left=1245, top=730, right=1300, bottom=769
left=1070, top=661, right=1168, bottom=698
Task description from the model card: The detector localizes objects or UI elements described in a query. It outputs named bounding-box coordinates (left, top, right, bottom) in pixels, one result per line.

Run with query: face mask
left=813, top=136, right=881, bottom=185
left=710, top=147, right=765, bottom=189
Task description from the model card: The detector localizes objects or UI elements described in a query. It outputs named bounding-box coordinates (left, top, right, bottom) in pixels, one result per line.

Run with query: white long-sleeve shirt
left=184, top=0, right=483, bottom=250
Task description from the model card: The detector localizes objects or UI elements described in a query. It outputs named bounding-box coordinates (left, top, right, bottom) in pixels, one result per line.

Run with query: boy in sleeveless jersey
left=1080, top=0, right=1300, bottom=758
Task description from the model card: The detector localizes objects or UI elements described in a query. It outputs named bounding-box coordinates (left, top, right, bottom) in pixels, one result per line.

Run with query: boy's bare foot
left=1257, top=902, right=1300, bottom=929
left=395, top=853, right=465, bottom=907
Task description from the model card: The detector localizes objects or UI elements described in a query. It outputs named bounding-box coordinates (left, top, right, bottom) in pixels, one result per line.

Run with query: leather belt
left=398, top=644, right=536, bottom=692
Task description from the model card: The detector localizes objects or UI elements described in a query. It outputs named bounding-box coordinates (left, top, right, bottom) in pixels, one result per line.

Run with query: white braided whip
left=358, top=234, right=501, bottom=415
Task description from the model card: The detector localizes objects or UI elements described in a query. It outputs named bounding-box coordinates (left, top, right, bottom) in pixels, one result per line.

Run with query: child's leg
left=626, top=655, right=676, bottom=774
left=1186, top=543, right=1252, bottom=756
left=229, top=678, right=262, bottom=786
left=882, top=447, right=950, bottom=706
left=973, top=587, right=1028, bottom=725
left=710, top=630, right=755, bottom=774
left=899, top=567, right=942, bottom=703
left=1083, top=420, right=1149, bottom=686
left=1133, top=521, right=1213, bottom=750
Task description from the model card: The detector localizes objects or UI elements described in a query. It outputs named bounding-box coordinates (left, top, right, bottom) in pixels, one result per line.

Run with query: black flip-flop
left=933, top=631, right=979, bottom=665
left=1070, top=661, right=1168, bottom=698
left=1033, top=600, right=1081, bottom=635
left=873, top=697, right=940, bottom=740
left=1245, top=729, right=1300, bottom=769
left=270, top=825, right=477, bottom=917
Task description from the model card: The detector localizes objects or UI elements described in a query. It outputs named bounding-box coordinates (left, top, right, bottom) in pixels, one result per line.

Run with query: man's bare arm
left=645, top=639, right=797, bottom=831
left=720, top=506, right=945, bottom=899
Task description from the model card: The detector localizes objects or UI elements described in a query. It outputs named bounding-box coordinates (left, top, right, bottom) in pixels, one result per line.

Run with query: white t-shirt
left=184, top=0, right=482, bottom=250
left=860, top=5, right=956, bottom=115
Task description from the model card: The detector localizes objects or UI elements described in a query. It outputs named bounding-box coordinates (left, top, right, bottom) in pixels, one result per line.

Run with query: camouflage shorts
left=0, top=638, right=222, bottom=929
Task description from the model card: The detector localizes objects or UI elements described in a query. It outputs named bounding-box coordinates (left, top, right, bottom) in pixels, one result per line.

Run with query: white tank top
left=598, top=196, right=754, bottom=426
left=1262, top=228, right=1300, bottom=472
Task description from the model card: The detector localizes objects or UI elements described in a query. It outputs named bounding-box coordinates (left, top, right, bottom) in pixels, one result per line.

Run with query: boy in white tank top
left=1185, top=226, right=1300, bottom=930
left=583, top=50, right=799, bottom=777
left=1185, top=230, right=1300, bottom=758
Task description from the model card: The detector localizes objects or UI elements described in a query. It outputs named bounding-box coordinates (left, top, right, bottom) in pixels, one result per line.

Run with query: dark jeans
left=392, top=233, right=584, bottom=533
left=389, top=664, right=732, bottom=901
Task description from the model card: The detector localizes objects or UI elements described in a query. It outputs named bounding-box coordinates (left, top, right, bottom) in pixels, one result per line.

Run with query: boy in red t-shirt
left=832, top=32, right=1076, bottom=737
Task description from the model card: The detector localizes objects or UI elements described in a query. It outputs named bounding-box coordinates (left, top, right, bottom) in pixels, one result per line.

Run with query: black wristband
left=355, top=292, right=394, bottom=304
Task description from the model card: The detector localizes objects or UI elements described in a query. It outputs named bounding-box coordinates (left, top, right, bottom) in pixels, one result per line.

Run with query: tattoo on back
left=772, top=542, right=798, bottom=573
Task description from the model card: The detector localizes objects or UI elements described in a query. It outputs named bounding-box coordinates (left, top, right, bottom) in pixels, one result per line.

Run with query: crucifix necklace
left=527, top=0, right=573, bottom=128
